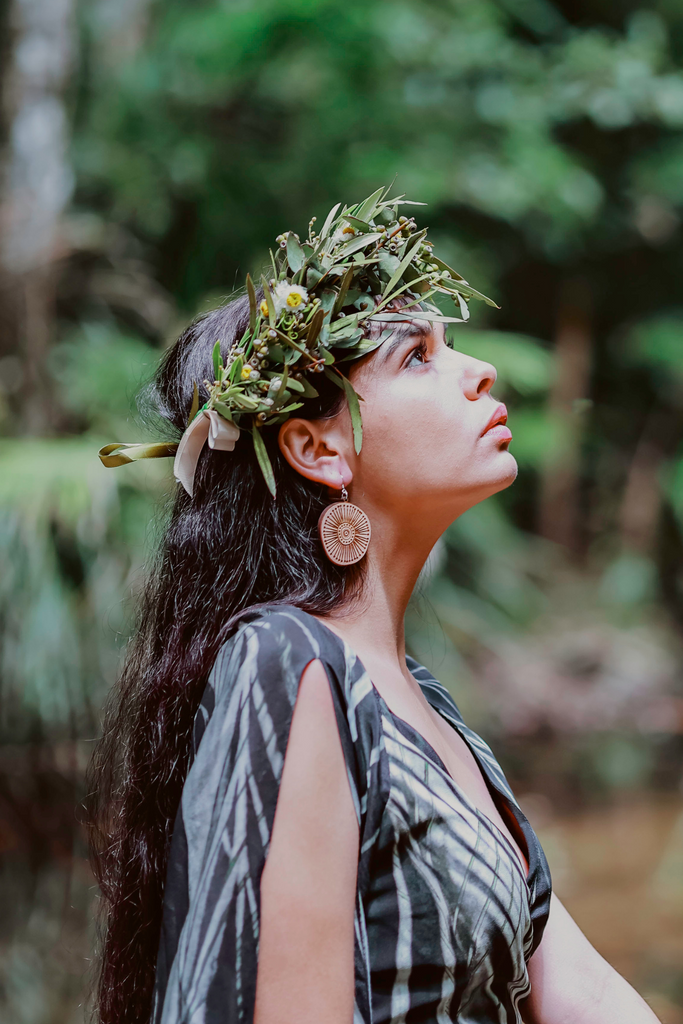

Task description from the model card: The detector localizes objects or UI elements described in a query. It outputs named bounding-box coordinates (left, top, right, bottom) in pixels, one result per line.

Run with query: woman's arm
left=523, top=893, right=661, bottom=1024
left=253, top=658, right=360, bottom=1024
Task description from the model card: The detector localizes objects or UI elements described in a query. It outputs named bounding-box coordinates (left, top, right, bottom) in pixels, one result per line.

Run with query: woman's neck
left=318, top=504, right=446, bottom=678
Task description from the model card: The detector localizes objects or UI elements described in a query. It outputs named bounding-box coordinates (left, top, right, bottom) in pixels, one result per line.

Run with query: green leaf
left=341, top=215, right=373, bottom=232
left=373, top=310, right=465, bottom=324
left=382, top=230, right=426, bottom=297
left=212, top=399, right=236, bottom=420
left=229, top=355, right=244, bottom=382
left=260, top=275, right=277, bottom=325
left=266, top=343, right=286, bottom=362
left=329, top=312, right=360, bottom=334
left=286, top=233, right=305, bottom=273
left=338, top=232, right=383, bottom=257
left=355, top=186, right=387, bottom=224
left=319, top=289, right=337, bottom=317
left=307, top=307, right=325, bottom=347
left=340, top=373, right=364, bottom=453
left=246, top=274, right=257, bottom=332
left=252, top=428, right=277, bottom=498
left=231, top=393, right=260, bottom=410
left=430, top=256, right=498, bottom=308
left=330, top=328, right=363, bottom=348
left=333, top=265, right=355, bottom=316
left=320, top=202, right=341, bottom=240
left=306, top=266, right=325, bottom=288
left=277, top=401, right=305, bottom=415
left=212, top=339, right=222, bottom=380
left=323, top=365, right=346, bottom=390
left=286, top=377, right=306, bottom=393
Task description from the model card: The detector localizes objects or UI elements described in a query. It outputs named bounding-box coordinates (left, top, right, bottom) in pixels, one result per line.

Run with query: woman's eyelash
left=406, top=340, right=428, bottom=366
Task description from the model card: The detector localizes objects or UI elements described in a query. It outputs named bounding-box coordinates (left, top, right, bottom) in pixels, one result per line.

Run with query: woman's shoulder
left=204, top=602, right=360, bottom=714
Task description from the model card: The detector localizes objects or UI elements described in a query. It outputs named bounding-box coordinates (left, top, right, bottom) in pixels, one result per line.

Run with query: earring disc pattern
left=318, top=493, right=371, bottom=566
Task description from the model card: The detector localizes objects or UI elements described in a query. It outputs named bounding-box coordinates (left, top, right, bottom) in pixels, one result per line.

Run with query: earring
left=318, top=480, right=371, bottom=566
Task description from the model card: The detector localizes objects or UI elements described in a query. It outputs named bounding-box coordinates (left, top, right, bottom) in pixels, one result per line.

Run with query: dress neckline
left=299, top=608, right=532, bottom=886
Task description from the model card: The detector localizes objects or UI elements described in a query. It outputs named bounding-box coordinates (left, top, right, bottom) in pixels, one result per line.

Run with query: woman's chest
left=361, top=714, right=534, bottom=1020
left=371, top=685, right=529, bottom=878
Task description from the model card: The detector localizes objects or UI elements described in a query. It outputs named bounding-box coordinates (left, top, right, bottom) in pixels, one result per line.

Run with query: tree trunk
left=0, top=0, right=75, bottom=435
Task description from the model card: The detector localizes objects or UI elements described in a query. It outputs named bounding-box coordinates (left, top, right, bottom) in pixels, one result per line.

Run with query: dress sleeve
left=153, top=606, right=379, bottom=1024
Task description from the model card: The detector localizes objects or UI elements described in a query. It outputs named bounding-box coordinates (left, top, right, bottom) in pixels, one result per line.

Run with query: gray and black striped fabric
left=151, top=604, right=551, bottom=1024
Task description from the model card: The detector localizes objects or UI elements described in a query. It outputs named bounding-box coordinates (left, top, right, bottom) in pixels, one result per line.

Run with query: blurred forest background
left=1, top=0, right=683, bottom=1020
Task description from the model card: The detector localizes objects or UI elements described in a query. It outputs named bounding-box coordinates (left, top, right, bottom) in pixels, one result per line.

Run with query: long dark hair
left=85, top=291, right=371, bottom=1024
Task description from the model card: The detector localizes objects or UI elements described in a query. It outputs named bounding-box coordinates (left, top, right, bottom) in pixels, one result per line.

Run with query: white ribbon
left=173, top=409, right=240, bottom=497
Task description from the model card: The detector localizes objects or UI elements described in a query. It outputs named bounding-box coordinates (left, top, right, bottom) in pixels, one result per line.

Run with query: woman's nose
left=462, top=356, right=497, bottom=400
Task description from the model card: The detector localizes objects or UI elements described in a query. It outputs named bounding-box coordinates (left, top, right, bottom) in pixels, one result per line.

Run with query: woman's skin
left=253, top=318, right=661, bottom=1024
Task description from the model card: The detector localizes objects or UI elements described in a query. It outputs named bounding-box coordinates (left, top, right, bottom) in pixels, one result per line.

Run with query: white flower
left=273, top=282, right=309, bottom=316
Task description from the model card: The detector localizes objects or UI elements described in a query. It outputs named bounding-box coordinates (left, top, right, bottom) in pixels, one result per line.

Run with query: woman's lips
left=481, top=403, right=511, bottom=442
left=484, top=423, right=513, bottom=442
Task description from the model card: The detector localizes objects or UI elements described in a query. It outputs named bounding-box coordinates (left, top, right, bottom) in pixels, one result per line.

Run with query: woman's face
left=344, top=316, right=517, bottom=520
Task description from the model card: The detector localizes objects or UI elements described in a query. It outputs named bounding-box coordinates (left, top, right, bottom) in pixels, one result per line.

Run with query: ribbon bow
left=98, top=409, right=240, bottom=497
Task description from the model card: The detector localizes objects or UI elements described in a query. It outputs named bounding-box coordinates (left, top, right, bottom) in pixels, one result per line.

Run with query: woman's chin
left=490, top=448, right=518, bottom=489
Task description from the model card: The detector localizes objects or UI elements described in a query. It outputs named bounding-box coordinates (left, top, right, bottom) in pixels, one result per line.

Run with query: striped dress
left=151, top=603, right=552, bottom=1024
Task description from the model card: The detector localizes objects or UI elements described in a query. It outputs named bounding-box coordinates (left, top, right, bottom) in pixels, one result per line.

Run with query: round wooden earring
left=318, top=483, right=371, bottom=566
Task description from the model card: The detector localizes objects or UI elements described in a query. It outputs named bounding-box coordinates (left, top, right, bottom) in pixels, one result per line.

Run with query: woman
left=87, top=190, right=660, bottom=1024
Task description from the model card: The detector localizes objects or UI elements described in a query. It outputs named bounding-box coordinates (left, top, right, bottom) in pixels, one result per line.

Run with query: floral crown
left=98, top=185, right=496, bottom=497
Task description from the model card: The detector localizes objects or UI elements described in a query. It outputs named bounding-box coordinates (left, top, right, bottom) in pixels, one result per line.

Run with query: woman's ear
left=278, top=417, right=352, bottom=491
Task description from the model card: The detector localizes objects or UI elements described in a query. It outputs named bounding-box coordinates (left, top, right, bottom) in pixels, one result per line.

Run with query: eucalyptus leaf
left=329, top=312, right=360, bottom=334
left=276, top=401, right=305, bottom=415
left=341, top=215, right=373, bottom=232
left=330, top=328, right=364, bottom=348
left=319, top=289, right=337, bottom=316
left=323, top=366, right=345, bottom=389
left=252, top=428, right=277, bottom=498
left=307, top=307, right=325, bottom=347
left=430, top=256, right=498, bottom=307
left=260, top=275, right=276, bottom=324
left=333, top=265, right=355, bottom=316
left=320, top=202, right=341, bottom=240
left=372, top=310, right=465, bottom=324
left=340, top=373, right=364, bottom=454
left=213, top=399, right=237, bottom=421
left=286, top=233, right=305, bottom=273
left=355, top=186, right=387, bottom=224
left=306, top=266, right=324, bottom=288
left=382, top=230, right=426, bottom=297
left=267, top=343, right=286, bottom=362
left=247, top=274, right=257, bottom=332
left=338, top=231, right=383, bottom=257
left=231, top=394, right=260, bottom=410
left=229, top=355, right=244, bottom=382
left=212, top=339, right=222, bottom=380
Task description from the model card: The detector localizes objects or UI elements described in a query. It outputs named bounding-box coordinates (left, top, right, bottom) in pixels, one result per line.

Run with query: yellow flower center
left=259, top=300, right=269, bottom=317
left=241, top=365, right=252, bottom=380
left=286, top=292, right=303, bottom=308
left=342, top=226, right=355, bottom=235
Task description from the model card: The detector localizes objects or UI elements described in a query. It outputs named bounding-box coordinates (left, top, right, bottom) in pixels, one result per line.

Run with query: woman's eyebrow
left=373, top=320, right=431, bottom=365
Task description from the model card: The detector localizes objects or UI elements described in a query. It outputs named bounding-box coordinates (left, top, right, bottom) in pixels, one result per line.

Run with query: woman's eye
left=406, top=343, right=428, bottom=366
